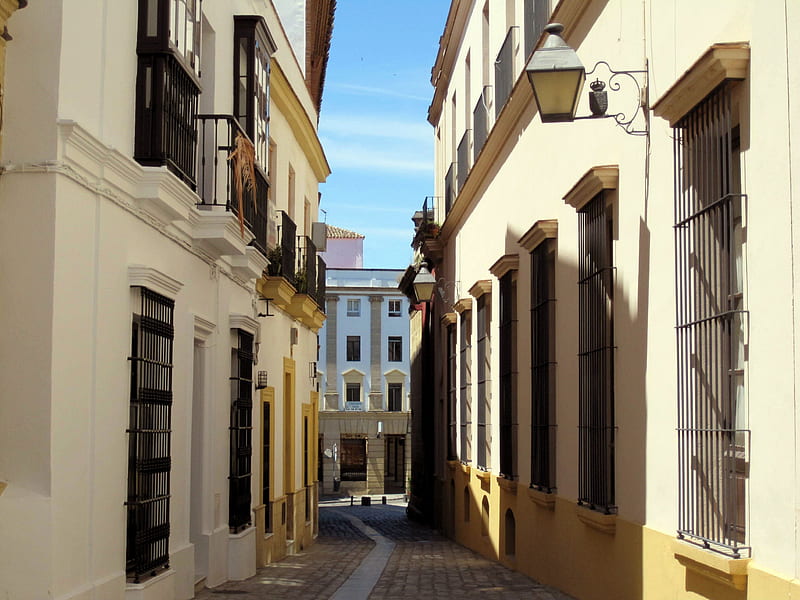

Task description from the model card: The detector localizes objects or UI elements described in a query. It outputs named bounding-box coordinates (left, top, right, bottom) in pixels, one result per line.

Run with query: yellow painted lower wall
left=446, top=468, right=798, bottom=600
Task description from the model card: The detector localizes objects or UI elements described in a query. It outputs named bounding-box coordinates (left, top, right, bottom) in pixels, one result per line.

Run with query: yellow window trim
left=653, top=43, right=750, bottom=127
left=564, top=165, right=619, bottom=212
left=489, top=254, right=519, bottom=279
left=519, top=220, right=558, bottom=252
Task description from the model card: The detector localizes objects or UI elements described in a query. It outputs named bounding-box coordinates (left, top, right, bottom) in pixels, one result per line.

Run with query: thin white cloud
left=321, top=138, right=431, bottom=174
left=330, top=82, right=431, bottom=103
left=320, top=114, right=432, bottom=144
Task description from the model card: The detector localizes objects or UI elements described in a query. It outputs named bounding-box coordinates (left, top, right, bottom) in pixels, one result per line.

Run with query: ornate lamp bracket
left=575, top=61, right=649, bottom=136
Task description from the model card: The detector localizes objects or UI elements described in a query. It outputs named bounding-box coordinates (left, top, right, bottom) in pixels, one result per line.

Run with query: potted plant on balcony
left=422, top=221, right=440, bottom=237
left=266, top=245, right=282, bottom=276
left=228, top=132, right=256, bottom=238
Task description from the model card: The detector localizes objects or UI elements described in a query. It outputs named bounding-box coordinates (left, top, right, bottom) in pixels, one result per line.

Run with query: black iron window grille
left=477, top=294, right=491, bottom=470
left=230, top=329, right=254, bottom=533
left=126, top=287, right=174, bottom=582
left=304, top=417, right=310, bottom=521
left=459, top=311, right=473, bottom=462
left=196, top=115, right=268, bottom=254
left=447, top=324, right=458, bottom=460
left=317, top=257, right=327, bottom=311
left=674, top=84, right=748, bottom=557
left=340, top=437, right=367, bottom=481
left=499, top=272, right=517, bottom=479
left=577, top=191, right=616, bottom=513
left=135, top=0, right=201, bottom=188
left=279, top=211, right=297, bottom=281
left=445, top=162, right=456, bottom=216
left=494, top=27, right=518, bottom=119
left=457, top=130, right=472, bottom=192
left=472, top=87, right=491, bottom=162
left=295, top=236, right=318, bottom=299
left=531, top=238, right=557, bottom=492
left=524, top=0, right=550, bottom=59
left=388, top=336, right=402, bottom=362
left=262, top=400, right=272, bottom=532
left=346, top=336, right=361, bottom=362
left=388, top=382, right=403, bottom=412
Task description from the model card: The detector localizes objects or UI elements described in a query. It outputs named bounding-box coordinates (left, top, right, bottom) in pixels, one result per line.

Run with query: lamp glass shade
left=527, top=68, right=586, bottom=122
left=413, top=266, right=436, bottom=302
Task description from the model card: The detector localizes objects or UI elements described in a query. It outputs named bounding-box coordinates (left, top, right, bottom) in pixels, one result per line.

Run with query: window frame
left=346, top=335, right=361, bottom=362
left=229, top=329, right=254, bottom=533
left=388, top=299, right=402, bottom=317
left=388, top=336, right=403, bottom=362
left=388, top=382, right=403, bottom=412
left=346, top=298, right=361, bottom=317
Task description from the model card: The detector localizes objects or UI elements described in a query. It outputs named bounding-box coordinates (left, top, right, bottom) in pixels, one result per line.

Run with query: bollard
left=350, top=496, right=354, bottom=506
left=382, top=496, right=387, bottom=505
left=361, top=496, right=371, bottom=506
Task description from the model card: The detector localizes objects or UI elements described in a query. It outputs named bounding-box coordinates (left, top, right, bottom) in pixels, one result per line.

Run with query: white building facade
left=319, top=268, right=411, bottom=496
left=0, top=1, right=333, bottom=599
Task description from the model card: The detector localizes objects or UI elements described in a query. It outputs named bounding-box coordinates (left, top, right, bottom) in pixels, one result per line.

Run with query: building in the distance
left=318, top=226, right=410, bottom=496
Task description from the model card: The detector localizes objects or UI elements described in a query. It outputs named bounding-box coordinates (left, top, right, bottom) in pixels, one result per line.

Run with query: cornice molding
left=230, top=313, right=259, bottom=334
left=564, top=165, right=619, bottom=211
left=653, top=43, right=750, bottom=127
left=489, top=254, right=519, bottom=279
left=453, top=297, right=472, bottom=314
left=519, top=219, right=558, bottom=252
left=468, top=279, right=492, bottom=299
left=271, top=63, right=331, bottom=183
left=440, top=311, right=457, bottom=326
left=0, top=0, right=20, bottom=23
left=128, top=265, right=183, bottom=299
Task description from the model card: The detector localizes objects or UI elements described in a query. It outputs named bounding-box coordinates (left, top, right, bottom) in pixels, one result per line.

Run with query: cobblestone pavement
left=196, top=500, right=575, bottom=599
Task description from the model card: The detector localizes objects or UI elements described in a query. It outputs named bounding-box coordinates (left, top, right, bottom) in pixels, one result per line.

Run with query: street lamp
left=412, top=262, right=436, bottom=303
left=526, top=23, right=648, bottom=135
left=525, top=23, right=585, bottom=123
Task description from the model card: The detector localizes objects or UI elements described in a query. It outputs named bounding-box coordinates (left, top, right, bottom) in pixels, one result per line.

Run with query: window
left=346, top=336, right=361, bottom=361
left=126, top=287, right=174, bottom=582
left=523, top=0, right=549, bottom=59
left=577, top=191, right=615, bottom=513
left=498, top=272, right=517, bottom=479
left=346, top=382, right=361, bottom=404
left=459, top=310, right=473, bottom=462
left=447, top=324, right=457, bottom=459
left=531, top=238, right=557, bottom=492
left=134, top=0, right=201, bottom=187
left=674, top=84, right=748, bottom=556
left=347, top=299, right=361, bottom=317
left=477, top=293, right=491, bottom=470
left=388, top=382, right=403, bottom=412
left=230, top=329, right=254, bottom=533
left=340, top=437, right=367, bottom=481
left=262, top=399, right=272, bottom=532
left=494, top=27, right=518, bottom=118
left=388, top=299, right=402, bottom=317
left=233, top=16, right=274, bottom=254
left=388, top=336, right=402, bottom=362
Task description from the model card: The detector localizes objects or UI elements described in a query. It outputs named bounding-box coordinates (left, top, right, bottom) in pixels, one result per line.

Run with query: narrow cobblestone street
left=197, top=500, right=575, bottom=599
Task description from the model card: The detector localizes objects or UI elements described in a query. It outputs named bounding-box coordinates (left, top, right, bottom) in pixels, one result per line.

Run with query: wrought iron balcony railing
left=196, top=114, right=269, bottom=255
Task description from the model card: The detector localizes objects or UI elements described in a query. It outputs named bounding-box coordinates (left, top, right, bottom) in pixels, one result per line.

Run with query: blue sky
left=318, top=1, right=450, bottom=269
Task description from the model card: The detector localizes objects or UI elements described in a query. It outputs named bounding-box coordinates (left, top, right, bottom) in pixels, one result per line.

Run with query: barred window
left=531, top=238, right=557, bottom=492
left=447, top=324, right=458, bottom=460
left=230, top=329, right=254, bottom=533
left=674, top=83, right=748, bottom=557
left=340, top=437, right=367, bottom=481
left=459, top=311, right=473, bottom=462
left=262, top=400, right=272, bottom=532
left=477, top=294, right=491, bottom=470
left=126, top=287, right=174, bottom=582
left=577, top=191, right=615, bottom=513
left=498, top=272, right=517, bottom=479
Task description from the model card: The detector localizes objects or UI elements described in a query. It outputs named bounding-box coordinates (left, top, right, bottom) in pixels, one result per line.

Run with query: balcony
left=494, top=27, right=518, bottom=119
left=457, top=130, right=471, bottom=193
left=195, top=114, right=268, bottom=258
left=444, top=164, right=456, bottom=216
left=473, top=87, right=491, bottom=162
left=411, top=196, right=443, bottom=263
